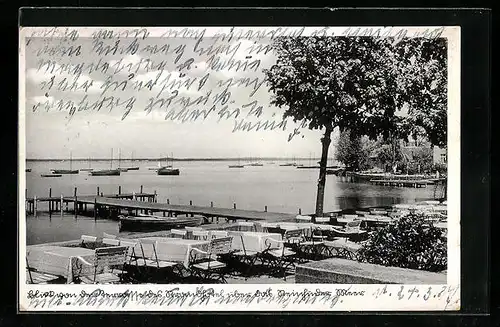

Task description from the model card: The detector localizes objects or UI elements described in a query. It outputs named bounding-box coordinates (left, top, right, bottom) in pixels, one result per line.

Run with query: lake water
left=24, top=160, right=439, bottom=245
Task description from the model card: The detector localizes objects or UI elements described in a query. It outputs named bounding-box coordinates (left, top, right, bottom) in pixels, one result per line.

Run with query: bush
left=357, top=215, right=447, bottom=272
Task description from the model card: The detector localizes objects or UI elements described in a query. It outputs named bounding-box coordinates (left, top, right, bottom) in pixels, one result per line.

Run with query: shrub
left=357, top=215, right=447, bottom=272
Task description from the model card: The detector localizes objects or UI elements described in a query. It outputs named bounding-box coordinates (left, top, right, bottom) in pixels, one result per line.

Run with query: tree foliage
left=264, top=36, right=447, bottom=146
left=335, top=130, right=372, bottom=171
left=357, top=215, right=447, bottom=272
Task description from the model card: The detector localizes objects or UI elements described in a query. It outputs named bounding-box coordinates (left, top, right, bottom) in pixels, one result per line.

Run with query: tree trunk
left=315, top=126, right=333, bottom=220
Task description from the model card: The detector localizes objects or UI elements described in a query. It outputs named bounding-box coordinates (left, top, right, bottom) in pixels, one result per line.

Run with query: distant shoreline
left=26, top=157, right=327, bottom=162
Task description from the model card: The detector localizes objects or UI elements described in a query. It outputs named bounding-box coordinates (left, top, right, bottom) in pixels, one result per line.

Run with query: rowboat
left=118, top=215, right=203, bottom=232
left=157, top=167, right=180, bottom=175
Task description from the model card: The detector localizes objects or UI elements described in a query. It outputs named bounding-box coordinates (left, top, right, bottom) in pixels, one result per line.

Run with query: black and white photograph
left=19, top=25, right=460, bottom=311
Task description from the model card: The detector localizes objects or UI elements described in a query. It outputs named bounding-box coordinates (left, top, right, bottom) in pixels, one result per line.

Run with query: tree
left=335, top=129, right=372, bottom=171
left=264, top=36, right=447, bottom=218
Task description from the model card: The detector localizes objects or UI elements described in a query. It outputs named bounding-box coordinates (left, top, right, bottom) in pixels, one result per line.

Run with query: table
left=228, top=231, right=283, bottom=253
left=27, top=246, right=95, bottom=283
left=138, top=237, right=210, bottom=268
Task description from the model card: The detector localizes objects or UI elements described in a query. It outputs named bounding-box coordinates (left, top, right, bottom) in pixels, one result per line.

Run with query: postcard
left=18, top=25, right=460, bottom=311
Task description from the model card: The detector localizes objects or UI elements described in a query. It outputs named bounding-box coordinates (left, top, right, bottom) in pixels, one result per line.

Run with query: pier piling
left=97, top=186, right=100, bottom=196
left=74, top=187, right=78, bottom=218
left=94, top=198, right=97, bottom=221
left=140, top=185, right=143, bottom=193
left=118, top=186, right=121, bottom=195
left=34, top=195, right=37, bottom=217
left=48, top=188, right=52, bottom=213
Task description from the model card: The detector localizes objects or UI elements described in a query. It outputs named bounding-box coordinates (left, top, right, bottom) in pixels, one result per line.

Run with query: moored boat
left=228, top=165, right=245, bottom=168
left=90, top=169, right=121, bottom=176
left=41, top=173, right=62, bottom=177
left=157, top=167, right=180, bottom=175
left=25, top=168, right=32, bottom=172
left=51, top=169, right=79, bottom=174
left=118, top=214, right=203, bottom=232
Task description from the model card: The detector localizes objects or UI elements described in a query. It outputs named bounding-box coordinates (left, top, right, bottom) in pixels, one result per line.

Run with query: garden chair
left=192, top=230, right=209, bottom=241
left=25, top=257, right=61, bottom=284
left=138, top=239, right=180, bottom=282
left=185, top=226, right=203, bottom=239
left=71, top=246, right=128, bottom=284
left=189, top=236, right=233, bottom=283
left=261, top=230, right=300, bottom=280
left=80, top=235, right=98, bottom=248
left=170, top=229, right=187, bottom=239
left=208, top=230, right=228, bottom=239
left=232, top=234, right=260, bottom=280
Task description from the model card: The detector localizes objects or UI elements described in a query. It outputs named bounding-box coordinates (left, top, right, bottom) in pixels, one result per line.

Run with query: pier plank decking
left=26, top=192, right=296, bottom=223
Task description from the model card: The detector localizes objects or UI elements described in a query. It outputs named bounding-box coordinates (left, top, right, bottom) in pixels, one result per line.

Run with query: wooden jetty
left=25, top=186, right=296, bottom=224
left=370, top=179, right=429, bottom=188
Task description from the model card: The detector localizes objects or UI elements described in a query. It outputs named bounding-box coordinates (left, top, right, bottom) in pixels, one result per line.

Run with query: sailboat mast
left=110, top=149, right=113, bottom=169
left=70, top=151, right=72, bottom=170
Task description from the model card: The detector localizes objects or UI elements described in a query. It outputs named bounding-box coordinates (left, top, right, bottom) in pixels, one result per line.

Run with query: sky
left=23, top=34, right=336, bottom=160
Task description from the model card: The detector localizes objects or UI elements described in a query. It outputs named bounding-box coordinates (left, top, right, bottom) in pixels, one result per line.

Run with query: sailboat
left=80, top=156, right=93, bottom=172
left=296, top=152, right=319, bottom=169
left=124, top=151, right=140, bottom=170
left=51, top=152, right=79, bottom=174
left=117, top=149, right=129, bottom=172
left=279, top=155, right=295, bottom=167
left=90, top=149, right=121, bottom=176
left=157, top=153, right=180, bottom=175
left=247, top=155, right=263, bottom=166
left=229, top=156, right=244, bottom=168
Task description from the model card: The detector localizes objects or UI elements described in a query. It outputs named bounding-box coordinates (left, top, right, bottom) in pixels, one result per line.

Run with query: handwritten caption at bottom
left=24, top=285, right=460, bottom=310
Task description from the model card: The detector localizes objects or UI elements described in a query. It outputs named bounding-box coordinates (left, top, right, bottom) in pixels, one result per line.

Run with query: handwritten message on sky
left=23, top=27, right=335, bottom=159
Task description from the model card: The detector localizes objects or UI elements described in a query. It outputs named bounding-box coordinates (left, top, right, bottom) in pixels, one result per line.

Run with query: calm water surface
left=24, top=160, right=439, bottom=245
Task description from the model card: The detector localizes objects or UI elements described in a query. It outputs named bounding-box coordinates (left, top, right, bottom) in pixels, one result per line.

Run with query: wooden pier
left=369, top=179, right=429, bottom=188
left=25, top=186, right=296, bottom=223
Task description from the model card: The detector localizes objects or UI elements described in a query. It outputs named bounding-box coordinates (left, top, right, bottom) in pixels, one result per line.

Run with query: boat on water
left=51, top=169, right=79, bottom=174
left=25, top=168, right=32, bottom=172
left=51, top=151, right=79, bottom=174
left=41, top=173, right=62, bottom=178
left=157, top=167, right=180, bottom=175
left=229, top=156, right=245, bottom=168
left=90, top=169, right=121, bottom=176
left=80, top=157, right=93, bottom=172
left=279, top=163, right=294, bottom=167
left=118, top=167, right=129, bottom=172
left=247, top=163, right=264, bottom=166
left=157, top=153, right=180, bottom=175
left=124, top=152, right=140, bottom=170
left=118, top=214, right=203, bottom=232
left=89, top=149, right=121, bottom=176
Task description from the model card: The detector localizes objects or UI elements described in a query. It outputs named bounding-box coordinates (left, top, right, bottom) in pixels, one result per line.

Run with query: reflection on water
left=24, top=160, right=439, bottom=245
